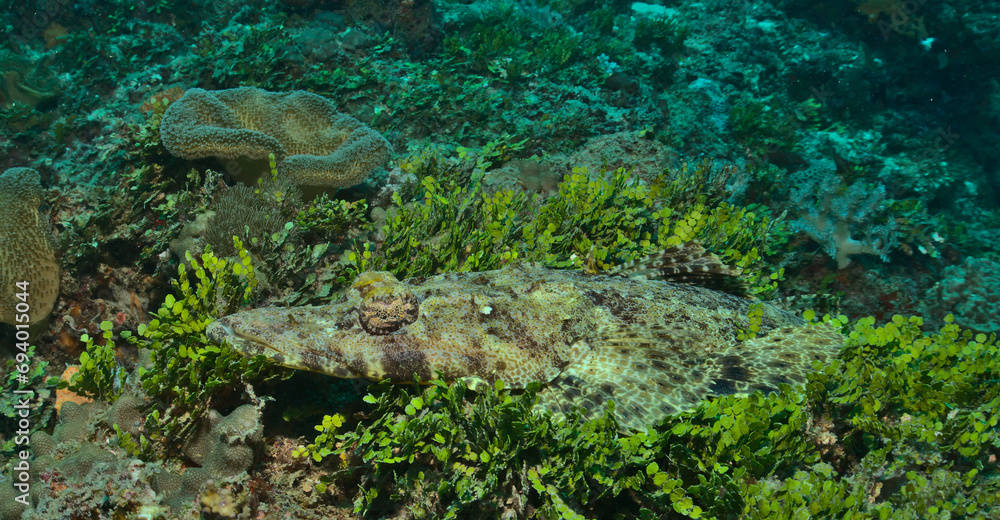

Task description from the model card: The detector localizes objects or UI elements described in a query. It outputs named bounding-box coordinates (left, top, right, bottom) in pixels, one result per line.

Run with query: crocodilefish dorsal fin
left=535, top=322, right=843, bottom=431
left=610, top=241, right=748, bottom=297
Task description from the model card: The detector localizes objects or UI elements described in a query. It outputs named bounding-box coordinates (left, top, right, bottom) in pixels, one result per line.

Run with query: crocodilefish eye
left=349, top=271, right=420, bottom=335
left=358, top=293, right=419, bottom=335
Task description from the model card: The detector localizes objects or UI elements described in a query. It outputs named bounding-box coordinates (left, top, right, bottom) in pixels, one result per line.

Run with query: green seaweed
left=348, top=155, right=781, bottom=296
left=0, top=345, right=58, bottom=456
left=289, top=313, right=999, bottom=519
left=349, top=174, right=526, bottom=279
left=126, top=240, right=287, bottom=442
left=633, top=15, right=690, bottom=56
left=71, top=321, right=128, bottom=401
left=730, top=96, right=803, bottom=154
left=295, top=195, right=370, bottom=239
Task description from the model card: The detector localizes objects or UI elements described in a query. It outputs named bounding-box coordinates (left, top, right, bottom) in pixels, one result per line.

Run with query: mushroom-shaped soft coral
left=160, top=87, right=391, bottom=190
left=0, top=167, right=59, bottom=324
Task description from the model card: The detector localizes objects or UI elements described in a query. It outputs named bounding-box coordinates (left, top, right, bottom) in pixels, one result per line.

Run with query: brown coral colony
left=0, top=167, right=59, bottom=324
left=159, top=87, right=391, bottom=189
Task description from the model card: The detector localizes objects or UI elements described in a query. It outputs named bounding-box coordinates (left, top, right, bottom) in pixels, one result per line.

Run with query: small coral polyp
left=160, top=86, right=392, bottom=189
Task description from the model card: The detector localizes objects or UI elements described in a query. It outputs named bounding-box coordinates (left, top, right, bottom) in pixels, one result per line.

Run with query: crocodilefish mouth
left=205, top=318, right=233, bottom=345
left=205, top=307, right=367, bottom=380
left=205, top=318, right=252, bottom=346
left=206, top=317, right=274, bottom=353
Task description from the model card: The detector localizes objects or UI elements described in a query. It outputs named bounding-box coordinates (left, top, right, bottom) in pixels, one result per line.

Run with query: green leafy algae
left=348, top=155, right=781, bottom=297
left=131, top=240, right=288, bottom=441
left=287, top=312, right=998, bottom=519
left=73, top=238, right=288, bottom=447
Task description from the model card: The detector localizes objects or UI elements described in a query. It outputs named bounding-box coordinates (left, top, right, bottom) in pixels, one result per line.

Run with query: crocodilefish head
left=205, top=271, right=510, bottom=384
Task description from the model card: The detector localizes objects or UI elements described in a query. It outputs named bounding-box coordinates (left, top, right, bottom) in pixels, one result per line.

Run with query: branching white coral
left=791, top=175, right=897, bottom=268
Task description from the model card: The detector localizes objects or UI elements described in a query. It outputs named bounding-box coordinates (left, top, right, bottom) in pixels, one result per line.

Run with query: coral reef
left=25, top=401, right=166, bottom=519
left=924, top=255, right=1000, bottom=334
left=0, top=50, right=58, bottom=108
left=1, top=0, right=999, bottom=517
left=344, top=0, right=442, bottom=54
left=160, top=87, right=392, bottom=189
left=553, top=130, right=680, bottom=186
left=21, top=396, right=267, bottom=519
left=0, top=482, right=28, bottom=520
left=790, top=169, right=898, bottom=269
left=200, top=480, right=248, bottom=518
left=204, top=178, right=301, bottom=261
left=0, top=167, right=59, bottom=324
left=183, top=404, right=263, bottom=480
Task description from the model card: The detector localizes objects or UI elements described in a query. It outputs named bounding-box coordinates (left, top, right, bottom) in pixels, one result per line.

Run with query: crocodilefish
left=206, top=243, right=843, bottom=430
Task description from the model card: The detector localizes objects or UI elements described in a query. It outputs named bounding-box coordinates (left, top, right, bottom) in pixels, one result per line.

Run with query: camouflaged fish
left=206, top=243, right=844, bottom=430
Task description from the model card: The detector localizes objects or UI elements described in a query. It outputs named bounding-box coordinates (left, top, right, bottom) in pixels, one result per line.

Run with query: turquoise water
left=0, top=1, right=998, bottom=518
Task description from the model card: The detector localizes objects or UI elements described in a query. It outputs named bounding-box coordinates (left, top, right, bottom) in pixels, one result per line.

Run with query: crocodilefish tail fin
left=703, top=323, right=844, bottom=396
left=534, top=322, right=843, bottom=431
left=610, top=241, right=748, bottom=298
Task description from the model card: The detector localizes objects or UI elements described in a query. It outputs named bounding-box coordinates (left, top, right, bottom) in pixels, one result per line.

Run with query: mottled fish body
left=207, top=244, right=843, bottom=429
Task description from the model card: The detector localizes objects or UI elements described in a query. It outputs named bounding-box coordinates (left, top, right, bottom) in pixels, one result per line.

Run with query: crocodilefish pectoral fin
left=534, top=322, right=843, bottom=431
left=456, top=375, right=492, bottom=392
left=535, top=323, right=708, bottom=431
left=610, top=241, right=748, bottom=297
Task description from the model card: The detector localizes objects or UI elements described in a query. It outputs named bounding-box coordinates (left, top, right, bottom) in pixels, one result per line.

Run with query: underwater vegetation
left=72, top=240, right=285, bottom=442
left=287, top=313, right=999, bottom=519
left=0, top=0, right=999, bottom=518
left=354, top=149, right=783, bottom=297
left=29, top=155, right=993, bottom=518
